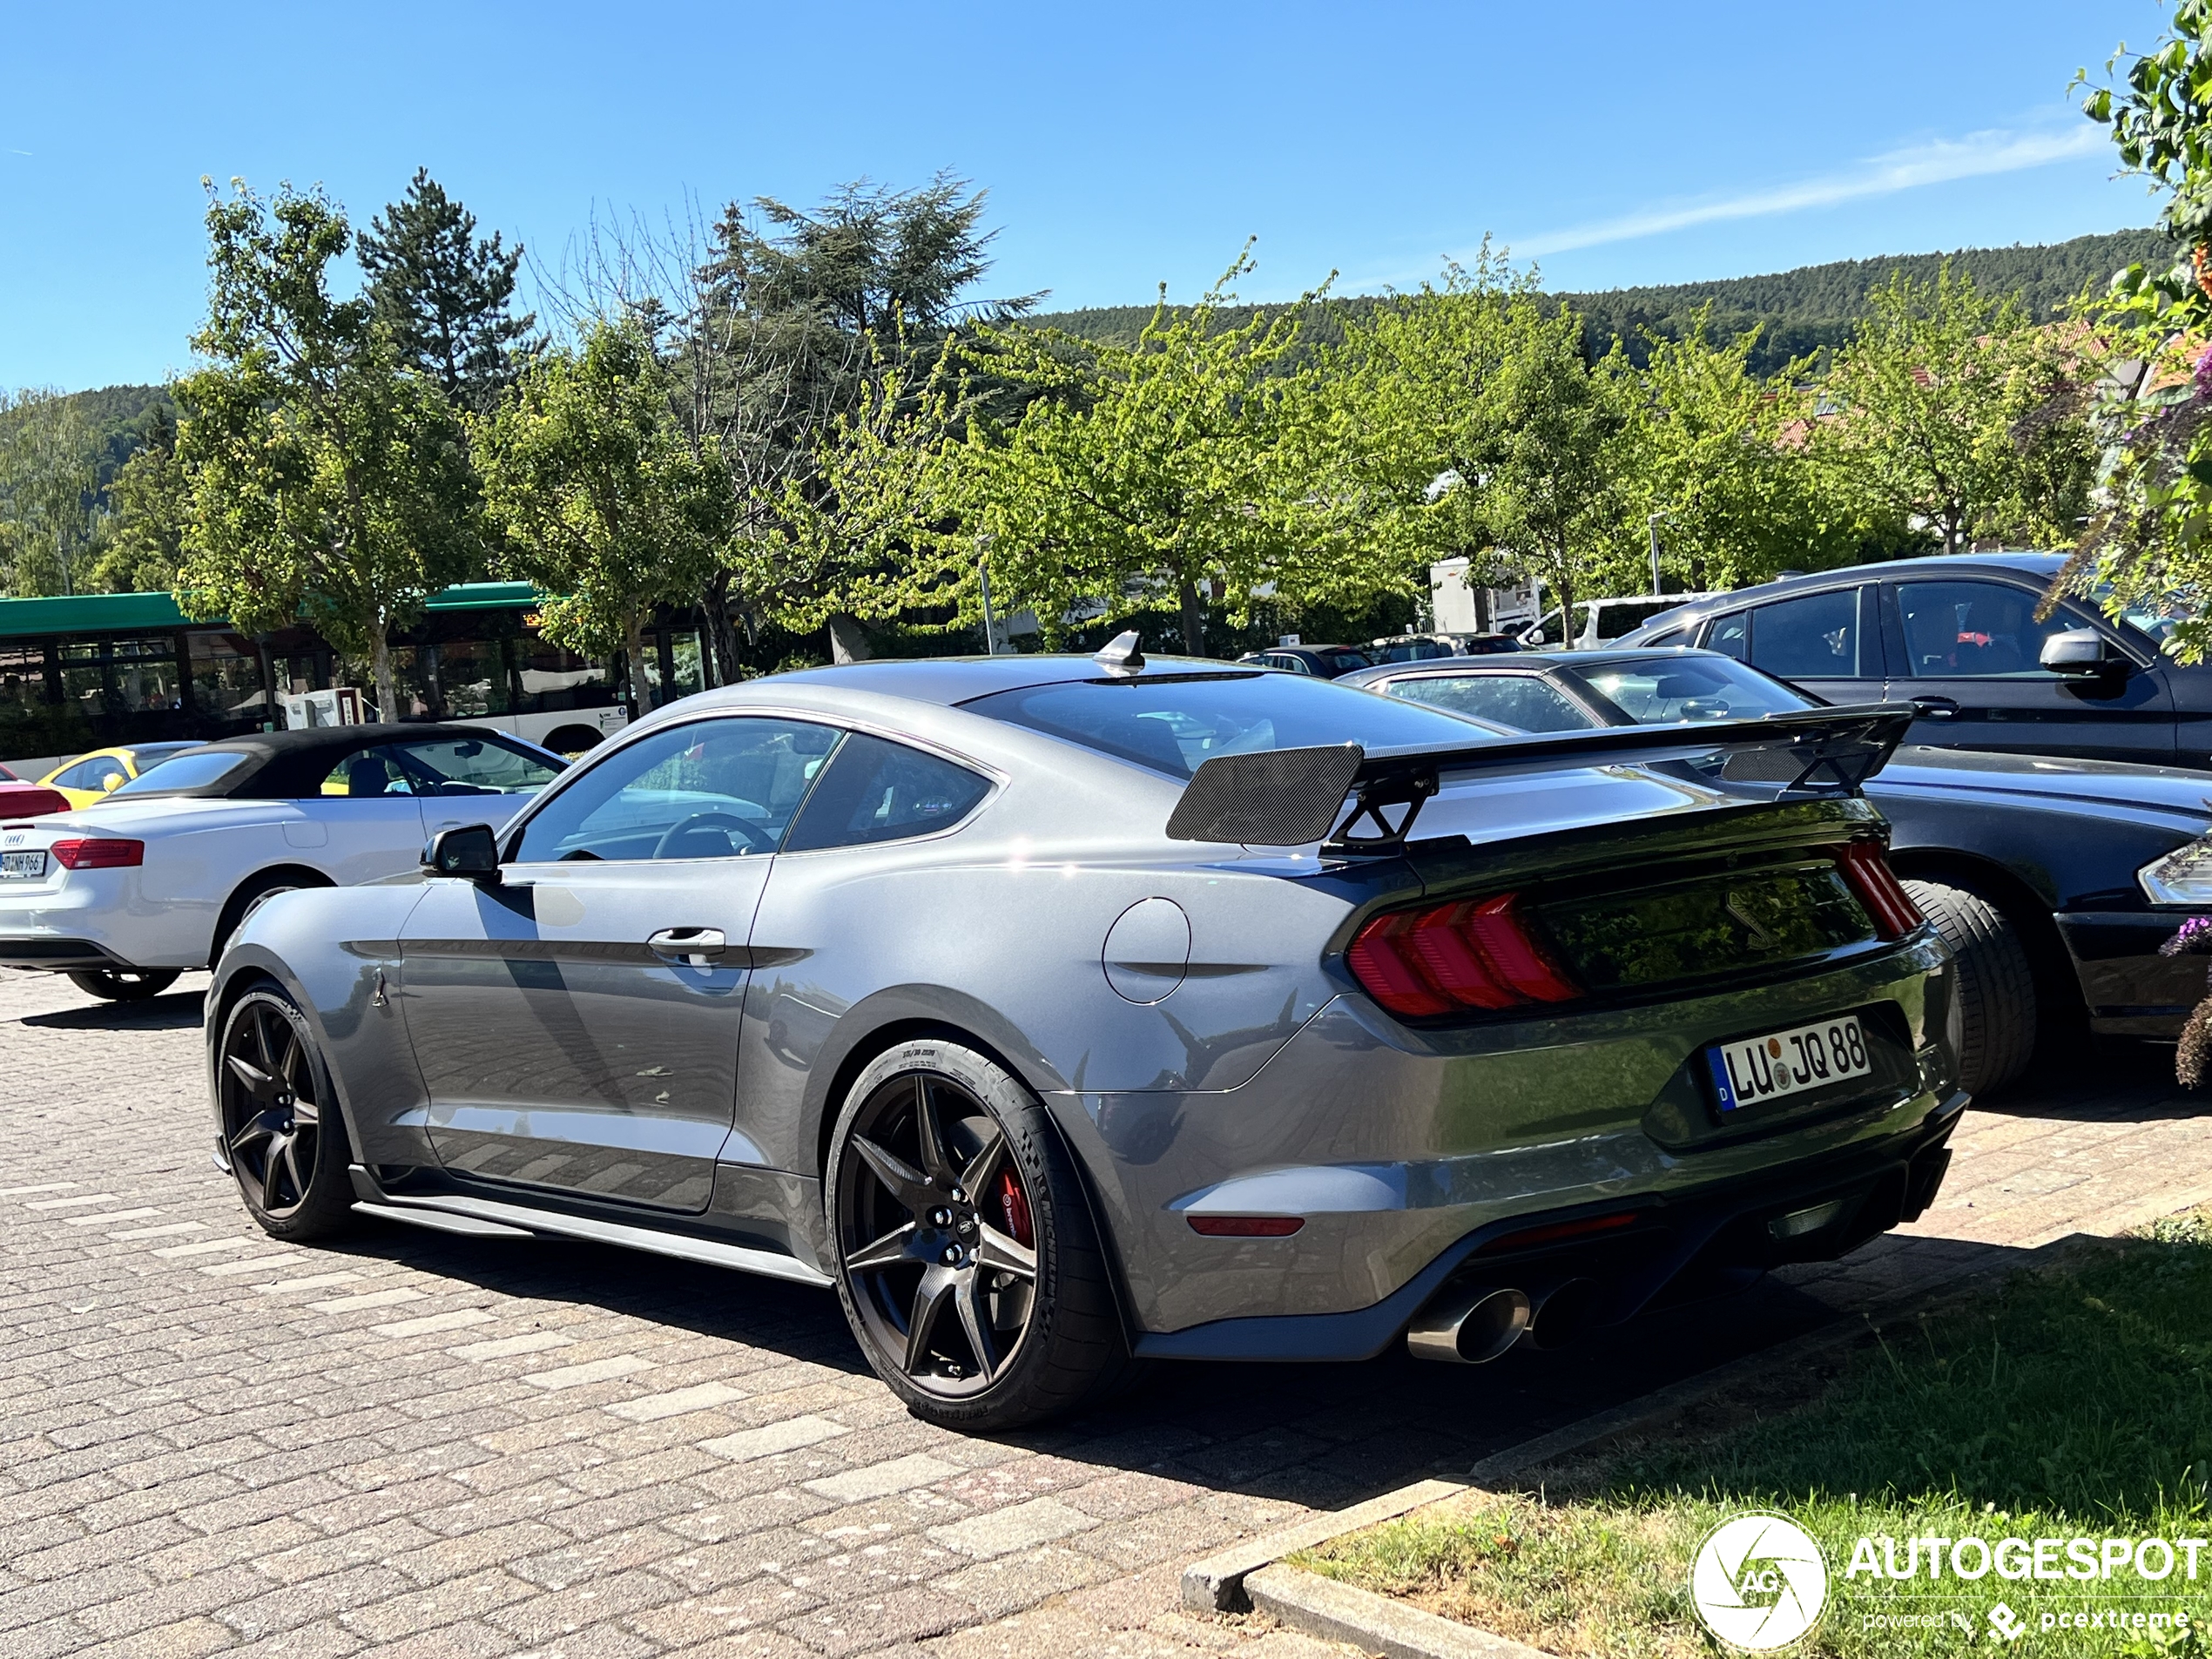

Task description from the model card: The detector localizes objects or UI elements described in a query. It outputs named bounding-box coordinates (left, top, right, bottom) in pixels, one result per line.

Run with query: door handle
left=648, top=927, right=728, bottom=966
left=1910, top=697, right=1959, bottom=719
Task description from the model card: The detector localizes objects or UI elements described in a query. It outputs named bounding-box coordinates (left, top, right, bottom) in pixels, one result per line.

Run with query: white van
left=1523, top=594, right=1713, bottom=651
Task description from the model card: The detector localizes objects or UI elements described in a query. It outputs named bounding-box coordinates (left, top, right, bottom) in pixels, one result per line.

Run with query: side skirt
left=346, top=1164, right=836, bottom=1289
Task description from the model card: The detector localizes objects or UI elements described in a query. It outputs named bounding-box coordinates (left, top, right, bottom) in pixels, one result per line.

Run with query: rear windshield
left=964, top=671, right=1493, bottom=778
left=1568, top=656, right=1815, bottom=724
left=109, top=752, right=251, bottom=796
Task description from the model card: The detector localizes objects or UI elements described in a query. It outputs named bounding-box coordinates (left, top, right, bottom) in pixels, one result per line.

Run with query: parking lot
left=10, top=968, right=2212, bottom=1659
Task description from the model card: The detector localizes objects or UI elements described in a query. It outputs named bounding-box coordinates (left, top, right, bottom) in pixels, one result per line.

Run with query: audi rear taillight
left=1346, top=893, right=1579, bottom=1018
left=50, top=838, right=145, bottom=870
left=1837, top=841, right=1920, bottom=940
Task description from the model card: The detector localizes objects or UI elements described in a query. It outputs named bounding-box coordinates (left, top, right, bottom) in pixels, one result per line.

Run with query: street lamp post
left=1646, top=511, right=1671, bottom=596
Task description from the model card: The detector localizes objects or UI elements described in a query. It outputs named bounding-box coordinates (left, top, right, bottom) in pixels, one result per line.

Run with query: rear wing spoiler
left=1163, top=703, right=1915, bottom=853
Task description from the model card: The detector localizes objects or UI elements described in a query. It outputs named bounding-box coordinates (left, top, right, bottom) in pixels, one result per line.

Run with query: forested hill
left=1024, top=227, right=2174, bottom=375
left=0, top=383, right=173, bottom=504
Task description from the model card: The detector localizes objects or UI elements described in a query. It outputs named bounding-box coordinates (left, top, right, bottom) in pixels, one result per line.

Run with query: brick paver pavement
left=6, top=967, right=2208, bottom=1657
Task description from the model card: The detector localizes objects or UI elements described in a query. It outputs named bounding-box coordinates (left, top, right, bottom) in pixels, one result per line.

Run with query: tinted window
left=784, top=735, right=991, bottom=852
left=1594, top=599, right=1689, bottom=636
left=1382, top=674, right=1594, bottom=733
left=109, top=752, right=251, bottom=796
left=1896, top=580, right=2080, bottom=678
left=1572, top=657, right=1814, bottom=724
left=515, top=718, right=841, bottom=863
left=968, top=671, right=1489, bottom=778
left=1750, top=589, right=1864, bottom=678
left=1705, top=612, right=1749, bottom=661
left=389, top=737, right=562, bottom=798
left=1641, top=626, right=1694, bottom=650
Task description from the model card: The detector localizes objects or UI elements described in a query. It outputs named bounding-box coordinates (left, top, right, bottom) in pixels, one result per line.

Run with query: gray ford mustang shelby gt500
left=206, top=636, right=1963, bottom=1429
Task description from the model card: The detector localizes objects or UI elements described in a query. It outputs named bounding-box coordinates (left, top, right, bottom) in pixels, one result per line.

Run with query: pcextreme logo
left=1691, top=1513, right=1831, bottom=1650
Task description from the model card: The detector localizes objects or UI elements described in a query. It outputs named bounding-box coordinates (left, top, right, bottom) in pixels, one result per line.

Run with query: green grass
left=1294, top=1211, right=2212, bottom=1657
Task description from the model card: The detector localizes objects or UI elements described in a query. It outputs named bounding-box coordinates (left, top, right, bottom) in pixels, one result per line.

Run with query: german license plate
left=1708, top=1015, right=1871, bottom=1112
left=0, top=850, right=45, bottom=879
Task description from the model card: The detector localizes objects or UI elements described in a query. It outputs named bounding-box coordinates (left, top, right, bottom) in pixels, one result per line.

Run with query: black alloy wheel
left=217, top=985, right=354, bottom=1237
left=827, top=1039, right=1129, bottom=1429
left=65, top=968, right=180, bottom=1001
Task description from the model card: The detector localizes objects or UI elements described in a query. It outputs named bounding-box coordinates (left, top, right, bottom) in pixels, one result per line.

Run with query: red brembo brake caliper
left=996, top=1169, right=1034, bottom=1247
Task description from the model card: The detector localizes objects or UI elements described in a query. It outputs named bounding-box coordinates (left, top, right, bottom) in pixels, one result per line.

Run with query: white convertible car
left=0, top=725, right=563, bottom=999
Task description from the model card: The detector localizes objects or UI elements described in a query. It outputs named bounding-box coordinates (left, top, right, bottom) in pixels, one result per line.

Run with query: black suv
left=1618, top=553, right=2207, bottom=767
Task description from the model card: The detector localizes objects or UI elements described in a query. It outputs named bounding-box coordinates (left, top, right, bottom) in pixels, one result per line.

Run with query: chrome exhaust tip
left=1520, top=1277, right=1603, bottom=1352
left=1406, top=1285, right=1530, bottom=1364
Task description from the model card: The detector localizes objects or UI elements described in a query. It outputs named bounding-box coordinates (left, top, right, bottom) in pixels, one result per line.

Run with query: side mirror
left=2040, top=629, right=2123, bottom=677
left=422, top=823, right=502, bottom=884
left=100, top=772, right=125, bottom=793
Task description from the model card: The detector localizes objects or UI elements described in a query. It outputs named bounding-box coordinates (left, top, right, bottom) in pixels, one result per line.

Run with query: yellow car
left=40, top=741, right=206, bottom=809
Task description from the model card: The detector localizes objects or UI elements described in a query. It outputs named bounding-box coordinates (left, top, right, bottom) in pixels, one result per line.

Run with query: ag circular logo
left=1689, top=1512, right=1828, bottom=1650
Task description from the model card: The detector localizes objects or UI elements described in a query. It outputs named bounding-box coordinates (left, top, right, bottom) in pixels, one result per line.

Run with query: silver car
left=208, top=640, right=1964, bottom=1429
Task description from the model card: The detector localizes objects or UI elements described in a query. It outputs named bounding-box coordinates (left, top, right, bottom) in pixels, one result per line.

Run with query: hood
left=1872, top=745, right=2212, bottom=820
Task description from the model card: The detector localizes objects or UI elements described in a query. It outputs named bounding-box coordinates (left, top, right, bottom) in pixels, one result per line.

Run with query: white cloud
left=1509, top=124, right=2110, bottom=259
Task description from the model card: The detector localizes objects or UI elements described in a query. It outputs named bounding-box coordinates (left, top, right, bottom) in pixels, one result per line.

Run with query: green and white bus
left=0, top=583, right=711, bottom=770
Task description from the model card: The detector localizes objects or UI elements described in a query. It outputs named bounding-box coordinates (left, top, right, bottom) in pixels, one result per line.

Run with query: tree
left=357, top=168, right=537, bottom=413
left=474, top=320, right=732, bottom=715
left=1617, top=307, right=1838, bottom=591
left=0, top=389, right=104, bottom=597
left=176, top=180, right=481, bottom=721
left=1477, top=296, right=1630, bottom=637
left=1815, top=266, right=2094, bottom=559
left=89, top=404, right=188, bottom=594
left=951, top=253, right=1354, bottom=655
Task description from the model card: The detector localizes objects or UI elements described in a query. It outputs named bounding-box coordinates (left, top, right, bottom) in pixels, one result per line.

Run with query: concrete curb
left=1182, top=1478, right=1467, bottom=1612
left=1245, top=1563, right=1553, bottom=1659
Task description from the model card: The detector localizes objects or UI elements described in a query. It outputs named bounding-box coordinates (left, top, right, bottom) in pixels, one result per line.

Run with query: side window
left=783, top=734, right=992, bottom=853
left=1642, top=625, right=1695, bottom=650
left=52, top=757, right=124, bottom=792
left=1895, top=581, right=2080, bottom=678
left=1749, top=588, right=1864, bottom=678
left=1383, top=675, right=1596, bottom=734
left=322, top=747, right=415, bottom=798
left=388, top=737, right=563, bottom=798
left=1703, top=613, right=1750, bottom=661
left=515, top=718, right=841, bottom=863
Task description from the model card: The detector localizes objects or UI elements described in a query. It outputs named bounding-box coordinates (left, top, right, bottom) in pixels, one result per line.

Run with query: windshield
left=109, top=752, right=250, bottom=796
left=1569, top=656, right=1815, bottom=724
left=965, top=671, right=1494, bottom=777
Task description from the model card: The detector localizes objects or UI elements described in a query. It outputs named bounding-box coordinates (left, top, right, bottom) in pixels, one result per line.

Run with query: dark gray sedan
left=208, top=643, right=1961, bottom=1429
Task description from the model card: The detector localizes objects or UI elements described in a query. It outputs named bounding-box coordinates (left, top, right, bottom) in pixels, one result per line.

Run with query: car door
left=1883, top=577, right=2175, bottom=764
left=295, top=745, right=435, bottom=884
left=1734, top=583, right=1881, bottom=708
left=399, top=715, right=841, bottom=1212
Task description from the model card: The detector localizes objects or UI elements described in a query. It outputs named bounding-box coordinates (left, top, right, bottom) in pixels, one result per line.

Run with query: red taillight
left=1837, top=841, right=1921, bottom=940
left=1187, top=1215, right=1305, bottom=1237
left=50, top=838, right=145, bottom=870
left=1346, top=892, right=1579, bottom=1018
left=1476, top=1211, right=1642, bottom=1255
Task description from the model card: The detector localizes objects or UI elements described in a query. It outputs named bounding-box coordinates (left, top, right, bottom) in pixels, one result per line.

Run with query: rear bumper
left=1133, top=1087, right=1966, bottom=1361
left=0, top=935, right=130, bottom=972
left=2056, top=911, right=2209, bottom=1037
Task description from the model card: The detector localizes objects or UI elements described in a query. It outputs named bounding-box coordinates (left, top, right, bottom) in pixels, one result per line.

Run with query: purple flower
left=2163, top=914, right=2212, bottom=955
left=2195, top=345, right=2212, bottom=395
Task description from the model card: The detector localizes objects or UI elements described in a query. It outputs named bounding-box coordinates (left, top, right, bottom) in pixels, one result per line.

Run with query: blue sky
left=0, top=0, right=2171, bottom=390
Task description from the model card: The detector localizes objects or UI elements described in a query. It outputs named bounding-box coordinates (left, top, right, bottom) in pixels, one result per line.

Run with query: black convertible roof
left=125, top=724, right=516, bottom=800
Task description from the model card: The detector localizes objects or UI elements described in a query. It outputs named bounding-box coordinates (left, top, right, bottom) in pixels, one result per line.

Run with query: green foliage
left=951, top=252, right=1364, bottom=653
left=2082, top=3, right=2212, bottom=256
left=0, top=388, right=105, bottom=596
left=475, top=319, right=732, bottom=711
left=176, top=179, right=482, bottom=720
left=88, top=404, right=186, bottom=595
left=357, top=168, right=537, bottom=413
left=1816, top=264, right=2097, bottom=557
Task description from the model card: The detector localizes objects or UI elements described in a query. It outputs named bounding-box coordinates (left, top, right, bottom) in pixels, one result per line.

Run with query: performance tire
left=826, top=1037, right=1130, bottom=1431
left=214, top=982, right=356, bottom=1239
left=1905, top=878, right=2036, bottom=1098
